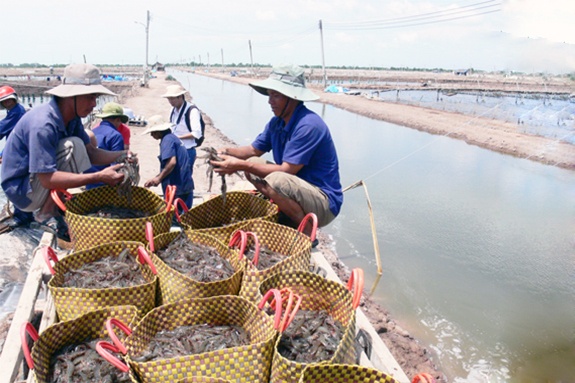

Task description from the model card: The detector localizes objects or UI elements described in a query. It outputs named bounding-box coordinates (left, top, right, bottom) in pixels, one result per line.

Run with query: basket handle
left=41, top=246, right=58, bottom=275
left=245, top=232, right=261, bottom=267
left=50, top=189, right=73, bottom=212
left=412, top=373, right=436, bottom=383
left=137, top=246, right=157, bottom=275
left=96, top=341, right=130, bottom=373
left=105, top=318, right=132, bottom=355
left=145, top=221, right=154, bottom=253
left=173, top=198, right=189, bottom=223
left=347, top=268, right=364, bottom=309
left=164, top=185, right=176, bottom=212
left=257, top=288, right=283, bottom=331
left=258, top=288, right=301, bottom=332
left=20, top=322, right=39, bottom=370
left=276, top=287, right=301, bottom=332
left=228, top=230, right=247, bottom=258
left=297, top=212, right=318, bottom=242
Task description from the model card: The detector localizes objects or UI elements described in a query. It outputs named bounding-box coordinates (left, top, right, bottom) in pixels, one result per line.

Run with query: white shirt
left=170, top=102, right=203, bottom=150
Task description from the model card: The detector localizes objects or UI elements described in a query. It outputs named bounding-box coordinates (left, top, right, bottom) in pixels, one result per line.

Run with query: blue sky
left=3, top=0, right=574, bottom=73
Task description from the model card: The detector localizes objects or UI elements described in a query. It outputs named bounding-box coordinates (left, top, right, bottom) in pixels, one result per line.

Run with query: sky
left=2, top=0, right=574, bottom=74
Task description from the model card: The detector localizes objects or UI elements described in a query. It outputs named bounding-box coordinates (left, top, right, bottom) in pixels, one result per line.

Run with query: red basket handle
left=20, top=322, right=39, bottom=370
left=228, top=230, right=247, bottom=258
left=96, top=341, right=130, bottom=373
left=137, top=246, right=157, bottom=275
left=257, top=288, right=284, bottom=331
left=276, top=288, right=301, bottom=332
left=297, top=212, right=318, bottom=242
left=49, top=189, right=73, bottom=212
left=412, top=373, right=436, bottom=383
left=245, top=232, right=261, bottom=267
left=145, top=221, right=154, bottom=253
left=346, top=268, right=364, bottom=309
left=164, top=185, right=176, bottom=212
left=41, top=246, right=58, bottom=275
left=105, top=318, right=132, bottom=355
left=173, top=198, right=189, bottom=223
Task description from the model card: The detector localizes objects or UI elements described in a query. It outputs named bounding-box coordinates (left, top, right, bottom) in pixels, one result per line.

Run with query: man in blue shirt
left=0, top=86, right=34, bottom=227
left=211, top=64, right=342, bottom=241
left=1, top=63, right=131, bottom=241
left=85, top=102, right=127, bottom=189
left=143, top=120, right=193, bottom=210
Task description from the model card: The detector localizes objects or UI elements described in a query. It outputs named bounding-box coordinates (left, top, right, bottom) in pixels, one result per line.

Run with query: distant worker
left=0, top=86, right=26, bottom=162
left=85, top=102, right=128, bottom=189
left=211, top=64, right=343, bottom=244
left=161, top=84, right=203, bottom=201
left=117, top=122, right=131, bottom=150
left=0, top=86, right=34, bottom=227
left=143, top=117, right=193, bottom=210
left=0, top=63, right=134, bottom=242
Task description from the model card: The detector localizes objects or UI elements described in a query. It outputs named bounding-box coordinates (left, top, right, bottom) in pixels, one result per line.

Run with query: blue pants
left=187, top=147, right=197, bottom=191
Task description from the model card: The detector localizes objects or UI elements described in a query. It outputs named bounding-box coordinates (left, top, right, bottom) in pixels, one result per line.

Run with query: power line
left=325, top=0, right=501, bottom=30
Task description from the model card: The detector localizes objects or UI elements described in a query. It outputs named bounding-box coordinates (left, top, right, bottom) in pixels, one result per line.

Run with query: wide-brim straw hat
left=249, top=64, right=319, bottom=102
left=95, top=102, right=129, bottom=123
left=161, top=84, right=188, bottom=98
left=142, top=115, right=174, bottom=135
left=46, top=63, right=116, bottom=98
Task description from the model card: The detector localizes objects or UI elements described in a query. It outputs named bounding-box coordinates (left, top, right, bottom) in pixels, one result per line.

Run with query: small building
left=152, top=62, right=165, bottom=71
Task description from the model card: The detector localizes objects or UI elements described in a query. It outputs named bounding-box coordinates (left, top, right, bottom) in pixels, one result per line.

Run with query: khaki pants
left=247, top=157, right=335, bottom=227
left=24, top=137, right=92, bottom=212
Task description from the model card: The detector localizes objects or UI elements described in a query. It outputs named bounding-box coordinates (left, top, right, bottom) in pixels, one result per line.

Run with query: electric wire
left=323, top=5, right=501, bottom=31
left=326, top=0, right=501, bottom=30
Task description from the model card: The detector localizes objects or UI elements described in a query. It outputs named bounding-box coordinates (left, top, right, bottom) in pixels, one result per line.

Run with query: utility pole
left=319, top=20, right=327, bottom=88
left=135, top=10, right=150, bottom=87
left=145, top=10, right=150, bottom=68
left=221, top=48, right=225, bottom=72
left=207, top=52, right=210, bottom=70
left=248, top=40, right=254, bottom=73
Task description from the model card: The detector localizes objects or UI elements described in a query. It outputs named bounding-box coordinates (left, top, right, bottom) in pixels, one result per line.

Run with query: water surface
left=170, top=70, right=575, bottom=382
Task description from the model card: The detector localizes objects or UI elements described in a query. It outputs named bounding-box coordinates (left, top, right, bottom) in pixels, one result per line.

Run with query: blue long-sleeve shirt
left=0, top=103, right=26, bottom=140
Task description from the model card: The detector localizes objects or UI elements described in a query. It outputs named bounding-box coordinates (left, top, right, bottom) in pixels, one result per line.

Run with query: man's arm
left=86, top=143, right=130, bottom=166
left=220, top=145, right=263, bottom=160
left=144, top=157, right=176, bottom=187
left=37, top=164, right=125, bottom=190
left=213, top=154, right=303, bottom=178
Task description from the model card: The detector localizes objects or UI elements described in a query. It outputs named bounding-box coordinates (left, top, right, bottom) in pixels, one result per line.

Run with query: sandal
left=30, top=216, right=71, bottom=242
left=0, top=222, right=13, bottom=235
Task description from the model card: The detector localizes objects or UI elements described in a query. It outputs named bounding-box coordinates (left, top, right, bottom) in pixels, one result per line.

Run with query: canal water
left=170, top=70, right=575, bottom=382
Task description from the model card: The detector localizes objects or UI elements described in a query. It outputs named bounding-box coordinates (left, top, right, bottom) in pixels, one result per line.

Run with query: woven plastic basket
left=178, top=378, right=232, bottom=383
left=147, top=229, right=243, bottom=306
left=178, top=191, right=278, bottom=243
left=231, top=215, right=316, bottom=304
left=21, top=305, right=139, bottom=383
left=299, top=363, right=398, bottom=383
left=54, top=186, right=173, bottom=251
left=259, top=269, right=363, bottom=383
left=100, top=295, right=278, bottom=383
left=45, top=241, right=157, bottom=321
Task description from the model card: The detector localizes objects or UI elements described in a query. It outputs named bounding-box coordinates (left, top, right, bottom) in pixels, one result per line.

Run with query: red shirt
left=117, top=123, right=131, bottom=146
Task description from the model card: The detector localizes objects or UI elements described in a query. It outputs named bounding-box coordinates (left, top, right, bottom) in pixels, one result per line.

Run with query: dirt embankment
left=190, top=68, right=575, bottom=171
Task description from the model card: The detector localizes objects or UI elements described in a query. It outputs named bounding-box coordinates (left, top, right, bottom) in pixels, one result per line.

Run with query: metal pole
left=249, top=40, right=253, bottom=73
left=221, top=48, right=225, bottom=72
left=145, top=10, right=150, bottom=68
left=319, top=20, right=327, bottom=88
